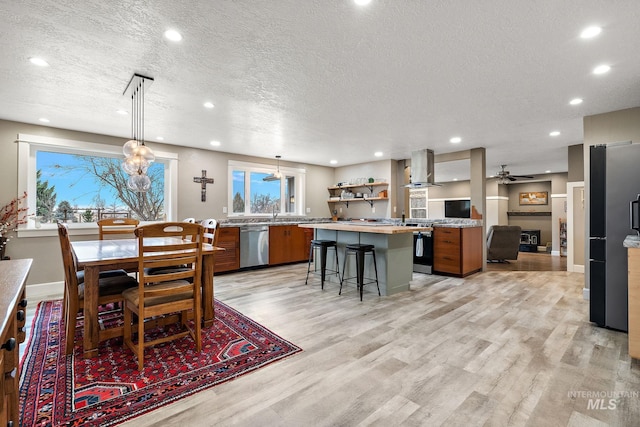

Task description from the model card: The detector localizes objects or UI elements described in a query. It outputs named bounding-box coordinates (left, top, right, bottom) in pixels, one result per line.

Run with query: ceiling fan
left=496, top=165, right=534, bottom=184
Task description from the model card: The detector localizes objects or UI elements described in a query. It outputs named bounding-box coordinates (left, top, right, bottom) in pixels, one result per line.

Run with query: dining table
left=71, top=237, right=222, bottom=358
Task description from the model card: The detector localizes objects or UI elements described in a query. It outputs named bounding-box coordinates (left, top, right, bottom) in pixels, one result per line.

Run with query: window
left=18, top=134, right=178, bottom=230
left=229, top=160, right=305, bottom=216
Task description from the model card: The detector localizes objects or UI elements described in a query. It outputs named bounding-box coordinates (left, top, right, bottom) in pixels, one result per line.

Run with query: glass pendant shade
left=123, top=139, right=139, bottom=157
left=133, top=144, right=155, bottom=162
left=122, top=156, right=149, bottom=175
left=127, top=173, right=151, bottom=192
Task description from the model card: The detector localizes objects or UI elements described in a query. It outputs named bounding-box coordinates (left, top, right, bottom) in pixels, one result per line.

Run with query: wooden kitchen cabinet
left=269, top=225, right=313, bottom=265
left=214, top=227, right=240, bottom=273
left=433, top=226, right=483, bottom=277
left=0, top=259, right=30, bottom=426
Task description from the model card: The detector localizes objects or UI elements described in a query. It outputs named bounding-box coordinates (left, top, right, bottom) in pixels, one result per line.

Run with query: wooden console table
left=0, top=258, right=31, bottom=425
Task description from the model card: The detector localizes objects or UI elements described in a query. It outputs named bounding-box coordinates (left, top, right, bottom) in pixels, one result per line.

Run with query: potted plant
left=0, top=192, right=28, bottom=260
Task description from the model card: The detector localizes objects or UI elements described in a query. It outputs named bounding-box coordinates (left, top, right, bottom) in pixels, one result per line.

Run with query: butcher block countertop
left=299, top=222, right=432, bottom=234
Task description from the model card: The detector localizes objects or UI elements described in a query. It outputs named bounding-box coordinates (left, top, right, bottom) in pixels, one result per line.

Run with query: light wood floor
left=24, top=263, right=639, bottom=427
left=486, top=252, right=568, bottom=272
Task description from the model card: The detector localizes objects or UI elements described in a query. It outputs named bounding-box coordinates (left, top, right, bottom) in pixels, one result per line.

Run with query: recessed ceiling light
left=204, top=102, right=214, bottom=109
left=38, top=118, right=50, bottom=123
left=580, top=26, right=602, bottom=39
left=453, top=178, right=458, bottom=181
left=549, top=131, right=561, bottom=137
left=450, top=137, right=462, bottom=144
left=210, top=140, right=221, bottom=147
left=29, top=57, right=49, bottom=67
left=374, top=151, right=383, bottom=157
left=156, top=136, right=164, bottom=141
left=569, top=98, right=583, bottom=105
left=593, top=64, right=611, bottom=75
left=545, top=170, right=551, bottom=173
left=330, top=160, right=338, bottom=165
left=164, top=29, right=182, bottom=42
left=354, top=0, right=372, bottom=5
left=116, top=109, right=128, bottom=115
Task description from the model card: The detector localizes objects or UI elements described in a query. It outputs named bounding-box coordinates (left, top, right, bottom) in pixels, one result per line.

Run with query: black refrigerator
left=589, top=142, right=640, bottom=332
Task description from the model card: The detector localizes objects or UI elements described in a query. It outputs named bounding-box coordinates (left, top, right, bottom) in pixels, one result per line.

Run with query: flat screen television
left=444, top=200, right=471, bottom=218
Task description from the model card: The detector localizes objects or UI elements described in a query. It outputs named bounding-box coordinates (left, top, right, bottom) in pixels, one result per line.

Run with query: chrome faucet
left=272, top=206, right=278, bottom=221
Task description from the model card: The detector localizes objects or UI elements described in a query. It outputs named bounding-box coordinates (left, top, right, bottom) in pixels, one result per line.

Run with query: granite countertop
left=219, top=217, right=331, bottom=228
left=218, top=217, right=482, bottom=228
left=624, top=234, right=640, bottom=248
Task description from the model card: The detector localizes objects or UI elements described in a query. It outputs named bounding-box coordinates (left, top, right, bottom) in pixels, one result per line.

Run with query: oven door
left=413, top=231, right=433, bottom=274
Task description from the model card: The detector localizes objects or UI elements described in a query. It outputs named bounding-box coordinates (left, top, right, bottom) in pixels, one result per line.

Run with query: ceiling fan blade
left=511, top=175, right=534, bottom=179
left=507, top=176, right=517, bottom=181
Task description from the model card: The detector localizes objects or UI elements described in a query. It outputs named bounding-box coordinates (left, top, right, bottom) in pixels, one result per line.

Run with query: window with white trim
left=228, top=160, right=305, bottom=216
left=17, top=134, right=178, bottom=228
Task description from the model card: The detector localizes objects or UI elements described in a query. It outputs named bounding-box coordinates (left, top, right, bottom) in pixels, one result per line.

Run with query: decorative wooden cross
left=193, top=170, right=214, bottom=202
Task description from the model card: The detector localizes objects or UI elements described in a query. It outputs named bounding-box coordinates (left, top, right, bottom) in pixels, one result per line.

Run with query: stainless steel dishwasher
left=240, top=225, right=269, bottom=268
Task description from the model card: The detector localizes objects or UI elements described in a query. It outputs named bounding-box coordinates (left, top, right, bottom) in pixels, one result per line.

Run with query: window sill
left=16, top=221, right=157, bottom=238
left=17, top=223, right=99, bottom=238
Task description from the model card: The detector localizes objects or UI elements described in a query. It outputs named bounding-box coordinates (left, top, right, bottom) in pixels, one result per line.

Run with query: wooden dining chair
left=201, top=218, right=220, bottom=247
left=123, top=222, right=204, bottom=370
left=57, top=222, right=138, bottom=355
left=97, top=217, right=140, bottom=240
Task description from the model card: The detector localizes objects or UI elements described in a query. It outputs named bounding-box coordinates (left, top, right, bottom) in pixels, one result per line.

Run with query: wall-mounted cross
left=193, top=170, right=214, bottom=202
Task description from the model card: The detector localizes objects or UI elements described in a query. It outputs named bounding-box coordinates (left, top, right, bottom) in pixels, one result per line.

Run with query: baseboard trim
left=572, top=264, right=584, bottom=274
left=583, top=288, right=590, bottom=301
left=551, top=250, right=560, bottom=256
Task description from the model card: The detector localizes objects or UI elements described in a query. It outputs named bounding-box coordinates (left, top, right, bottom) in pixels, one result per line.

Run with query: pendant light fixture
left=122, top=73, right=155, bottom=192
left=263, top=155, right=282, bottom=181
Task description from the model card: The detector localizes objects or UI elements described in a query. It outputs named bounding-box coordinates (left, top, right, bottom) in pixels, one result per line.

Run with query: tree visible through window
left=229, top=161, right=305, bottom=216
left=36, top=151, right=165, bottom=222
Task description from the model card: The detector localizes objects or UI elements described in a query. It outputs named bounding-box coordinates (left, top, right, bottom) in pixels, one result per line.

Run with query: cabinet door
left=214, top=227, right=240, bottom=272
left=461, top=227, right=483, bottom=275
left=269, top=226, right=291, bottom=265
left=0, top=351, right=5, bottom=427
left=289, top=226, right=311, bottom=263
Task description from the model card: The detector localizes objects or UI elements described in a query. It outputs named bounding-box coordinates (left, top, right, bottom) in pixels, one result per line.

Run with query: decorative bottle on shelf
left=402, top=209, right=405, bottom=223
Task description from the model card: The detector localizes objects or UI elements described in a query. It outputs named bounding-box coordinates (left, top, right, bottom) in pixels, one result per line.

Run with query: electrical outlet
left=222, top=206, right=228, bottom=213
left=339, top=207, right=342, bottom=213
left=306, top=207, right=311, bottom=213
left=394, top=206, right=397, bottom=213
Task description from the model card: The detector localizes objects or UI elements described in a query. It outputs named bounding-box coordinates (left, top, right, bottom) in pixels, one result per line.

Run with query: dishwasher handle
left=240, top=226, right=270, bottom=232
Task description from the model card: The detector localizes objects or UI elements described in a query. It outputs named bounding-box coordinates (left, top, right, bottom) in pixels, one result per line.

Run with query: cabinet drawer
left=434, top=254, right=461, bottom=274
left=434, top=227, right=461, bottom=245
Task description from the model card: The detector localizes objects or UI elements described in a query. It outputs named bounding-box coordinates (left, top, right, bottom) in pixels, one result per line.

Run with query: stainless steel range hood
left=404, top=149, right=439, bottom=187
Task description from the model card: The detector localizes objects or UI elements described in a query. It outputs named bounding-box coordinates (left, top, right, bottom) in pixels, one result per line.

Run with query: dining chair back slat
left=97, top=218, right=140, bottom=240
left=201, top=218, right=220, bottom=247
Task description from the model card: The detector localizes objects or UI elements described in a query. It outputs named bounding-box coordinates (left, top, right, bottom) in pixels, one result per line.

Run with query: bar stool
left=340, top=243, right=380, bottom=301
left=305, top=240, right=340, bottom=289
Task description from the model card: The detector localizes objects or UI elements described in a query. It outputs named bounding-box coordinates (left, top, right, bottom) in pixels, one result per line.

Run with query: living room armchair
left=487, top=225, right=522, bottom=262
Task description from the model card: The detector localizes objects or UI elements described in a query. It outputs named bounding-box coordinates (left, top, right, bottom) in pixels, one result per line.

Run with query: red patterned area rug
left=19, top=299, right=301, bottom=426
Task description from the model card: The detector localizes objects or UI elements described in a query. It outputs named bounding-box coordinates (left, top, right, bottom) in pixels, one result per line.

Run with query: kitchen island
left=299, top=222, right=432, bottom=296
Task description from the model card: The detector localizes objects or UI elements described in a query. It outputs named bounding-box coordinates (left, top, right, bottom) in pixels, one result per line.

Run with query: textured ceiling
left=2, top=1, right=640, bottom=182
